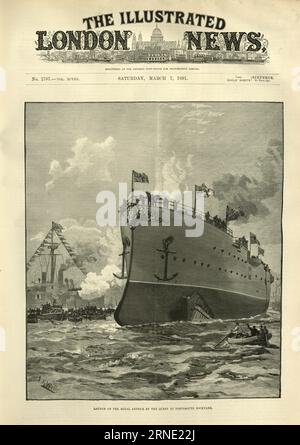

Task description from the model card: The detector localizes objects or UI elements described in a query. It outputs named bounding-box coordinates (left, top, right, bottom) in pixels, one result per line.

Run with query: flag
left=226, top=205, right=245, bottom=222
left=258, top=246, right=265, bottom=256
left=132, top=170, right=149, bottom=183
left=195, top=183, right=214, bottom=197
left=250, top=232, right=260, bottom=245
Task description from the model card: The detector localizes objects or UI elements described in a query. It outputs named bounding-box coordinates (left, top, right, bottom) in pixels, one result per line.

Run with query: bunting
left=26, top=222, right=90, bottom=279
left=52, top=221, right=63, bottom=232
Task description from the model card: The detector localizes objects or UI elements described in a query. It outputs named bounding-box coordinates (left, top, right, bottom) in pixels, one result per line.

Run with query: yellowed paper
left=0, top=0, right=300, bottom=425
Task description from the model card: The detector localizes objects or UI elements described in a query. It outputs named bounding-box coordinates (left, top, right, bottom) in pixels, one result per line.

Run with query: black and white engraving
left=26, top=102, right=282, bottom=400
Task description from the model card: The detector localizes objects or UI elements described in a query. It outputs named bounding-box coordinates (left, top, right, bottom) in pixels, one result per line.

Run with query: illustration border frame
left=24, top=100, right=284, bottom=401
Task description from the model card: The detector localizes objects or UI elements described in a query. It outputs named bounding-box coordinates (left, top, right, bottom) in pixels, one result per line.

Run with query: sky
left=25, top=101, right=283, bottom=274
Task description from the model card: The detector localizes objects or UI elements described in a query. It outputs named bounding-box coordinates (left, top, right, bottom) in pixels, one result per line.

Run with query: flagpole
left=249, top=233, right=252, bottom=257
left=131, top=170, right=134, bottom=194
left=131, top=170, right=134, bottom=205
left=193, top=185, right=196, bottom=217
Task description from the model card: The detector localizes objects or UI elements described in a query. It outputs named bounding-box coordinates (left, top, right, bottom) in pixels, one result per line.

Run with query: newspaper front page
left=0, top=0, right=300, bottom=425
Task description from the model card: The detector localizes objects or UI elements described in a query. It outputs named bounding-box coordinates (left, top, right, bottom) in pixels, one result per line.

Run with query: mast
left=49, top=222, right=60, bottom=284
left=193, top=185, right=196, bottom=218
left=27, top=221, right=86, bottom=282
left=50, top=224, right=55, bottom=283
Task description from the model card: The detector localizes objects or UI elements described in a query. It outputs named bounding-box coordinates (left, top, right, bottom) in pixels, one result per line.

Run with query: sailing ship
left=114, top=172, right=274, bottom=326
left=26, top=221, right=86, bottom=319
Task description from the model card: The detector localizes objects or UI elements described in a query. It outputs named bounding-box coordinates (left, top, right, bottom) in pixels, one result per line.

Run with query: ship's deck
left=124, top=197, right=234, bottom=236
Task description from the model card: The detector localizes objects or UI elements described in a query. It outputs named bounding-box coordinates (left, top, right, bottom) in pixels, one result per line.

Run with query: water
left=27, top=311, right=280, bottom=399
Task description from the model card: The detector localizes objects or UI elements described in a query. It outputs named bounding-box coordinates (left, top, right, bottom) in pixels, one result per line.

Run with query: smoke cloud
left=212, top=139, right=283, bottom=222
left=79, top=266, right=121, bottom=301
left=46, top=136, right=116, bottom=191
left=57, top=219, right=123, bottom=300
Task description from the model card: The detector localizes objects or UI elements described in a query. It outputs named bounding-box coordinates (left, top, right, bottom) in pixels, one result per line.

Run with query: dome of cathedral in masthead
left=150, top=25, right=164, bottom=44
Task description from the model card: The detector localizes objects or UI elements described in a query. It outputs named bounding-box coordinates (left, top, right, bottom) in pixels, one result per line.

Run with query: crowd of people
left=205, top=211, right=228, bottom=232
left=230, top=321, right=270, bottom=339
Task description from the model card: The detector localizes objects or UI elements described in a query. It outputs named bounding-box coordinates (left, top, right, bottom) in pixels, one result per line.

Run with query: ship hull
left=114, top=281, right=268, bottom=325
left=115, top=207, right=271, bottom=326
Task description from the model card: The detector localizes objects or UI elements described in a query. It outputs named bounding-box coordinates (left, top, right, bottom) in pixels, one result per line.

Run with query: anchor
left=113, top=238, right=130, bottom=279
left=154, top=236, right=178, bottom=282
